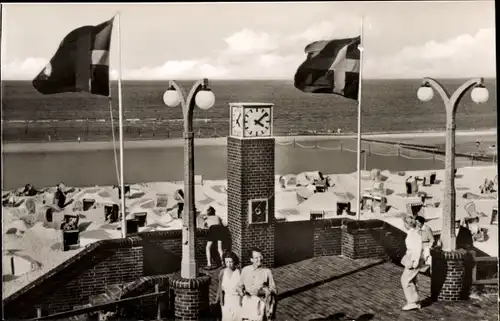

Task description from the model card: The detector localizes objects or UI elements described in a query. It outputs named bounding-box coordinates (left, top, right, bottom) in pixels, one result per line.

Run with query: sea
left=1, top=78, right=497, bottom=143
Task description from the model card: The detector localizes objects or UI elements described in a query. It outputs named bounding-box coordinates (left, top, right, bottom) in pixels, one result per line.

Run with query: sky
left=1, top=1, right=496, bottom=80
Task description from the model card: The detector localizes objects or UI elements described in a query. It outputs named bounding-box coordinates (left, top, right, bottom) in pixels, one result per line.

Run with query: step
left=89, top=293, right=112, bottom=306
left=104, top=284, right=125, bottom=300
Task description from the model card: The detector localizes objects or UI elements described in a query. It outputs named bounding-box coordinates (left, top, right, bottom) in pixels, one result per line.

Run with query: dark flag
left=294, top=36, right=361, bottom=100
left=33, top=17, right=114, bottom=97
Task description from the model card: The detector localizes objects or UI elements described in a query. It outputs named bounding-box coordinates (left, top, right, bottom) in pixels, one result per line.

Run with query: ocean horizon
left=1, top=78, right=497, bottom=143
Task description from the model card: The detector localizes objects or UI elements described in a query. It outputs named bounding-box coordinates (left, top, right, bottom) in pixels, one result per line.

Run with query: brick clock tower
left=227, top=102, right=275, bottom=268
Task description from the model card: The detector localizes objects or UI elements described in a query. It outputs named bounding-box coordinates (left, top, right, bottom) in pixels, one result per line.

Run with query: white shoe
left=402, top=303, right=421, bottom=311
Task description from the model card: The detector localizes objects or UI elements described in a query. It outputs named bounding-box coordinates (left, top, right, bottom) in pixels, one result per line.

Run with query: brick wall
left=380, top=222, right=408, bottom=263
left=341, top=219, right=388, bottom=260
left=227, top=137, right=275, bottom=267
left=274, top=218, right=343, bottom=267
left=140, top=229, right=211, bottom=275
left=313, top=218, right=343, bottom=257
left=4, top=238, right=144, bottom=319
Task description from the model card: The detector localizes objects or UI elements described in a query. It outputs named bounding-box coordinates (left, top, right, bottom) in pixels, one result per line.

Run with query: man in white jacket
left=400, top=215, right=424, bottom=311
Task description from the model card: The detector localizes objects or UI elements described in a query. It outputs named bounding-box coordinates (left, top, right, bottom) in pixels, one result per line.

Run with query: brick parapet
left=169, top=274, right=211, bottom=321
left=431, top=248, right=473, bottom=301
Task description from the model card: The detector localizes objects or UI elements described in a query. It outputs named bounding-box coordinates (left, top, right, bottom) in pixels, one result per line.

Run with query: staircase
left=63, top=276, right=171, bottom=321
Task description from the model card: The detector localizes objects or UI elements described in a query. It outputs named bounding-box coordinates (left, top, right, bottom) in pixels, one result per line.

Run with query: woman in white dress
left=216, top=252, right=242, bottom=321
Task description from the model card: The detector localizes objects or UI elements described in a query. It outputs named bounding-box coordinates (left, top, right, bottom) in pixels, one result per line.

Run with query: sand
left=2, top=164, right=498, bottom=299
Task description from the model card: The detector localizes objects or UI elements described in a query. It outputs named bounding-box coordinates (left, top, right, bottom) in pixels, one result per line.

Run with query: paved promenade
left=206, top=256, right=498, bottom=321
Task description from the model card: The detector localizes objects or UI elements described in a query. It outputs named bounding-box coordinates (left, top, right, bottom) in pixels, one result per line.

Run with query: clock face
left=231, top=106, right=243, bottom=137
left=244, top=107, right=271, bottom=137
left=249, top=199, right=268, bottom=224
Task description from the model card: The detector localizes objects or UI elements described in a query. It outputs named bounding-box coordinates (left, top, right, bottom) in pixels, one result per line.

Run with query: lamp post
left=417, top=77, right=489, bottom=251
left=163, top=78, right=215, bottom=278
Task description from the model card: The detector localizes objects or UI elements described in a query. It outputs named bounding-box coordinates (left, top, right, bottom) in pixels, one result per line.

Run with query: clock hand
left=257, top=112, right=269, bottom=123
left=254, top=119, right=264, bottom=127
left=254, top=112, right=269, bottom=127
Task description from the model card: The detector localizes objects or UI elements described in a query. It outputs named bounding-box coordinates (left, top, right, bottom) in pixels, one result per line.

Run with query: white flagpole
left=356, top=17, right=364, bottom=221
left=116, top=13, right=127, bottom=237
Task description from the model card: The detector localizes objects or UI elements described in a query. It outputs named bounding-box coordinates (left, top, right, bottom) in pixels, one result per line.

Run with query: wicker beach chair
left=156, top=193, right=169, bottom=208
left=422, top=172, right=437, bottom=186
left=194, top=175, right=203, bottom=185
left=372, top=181, right=386, bottom=197
left=82, top=198, right=96, bottom=211
left=336, top=201, right=351, bottom=215
left=361, top=194, right=387, bottom=214
left=406, top=201, right=424, bottom=216
left=310, top=210, right=325, bottom=220
left=134, top=212, right=148, bottom=227
left=126, top=218, right=140, bottom=235
left=104, top=204, right=120, bottom=223
left=315, top=178, right=328, bottom=193
left=62, top=230, right=80, bottom=251
left=464, top=202, right=487, bottom=218
left=490, top=206, right=498, bottom=225
left=405, top=177, right=419, bottom=196
left=361, top=194, right=374, bottom=213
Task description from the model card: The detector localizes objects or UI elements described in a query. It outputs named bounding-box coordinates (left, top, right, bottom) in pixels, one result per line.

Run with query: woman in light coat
left=216, top=252, right=241, bottom=321
left=400, top=215, right=424, bottom=311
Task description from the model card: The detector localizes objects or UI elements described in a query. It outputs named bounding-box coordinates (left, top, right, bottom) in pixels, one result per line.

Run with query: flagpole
left=0, top=3, right=4, bottom=193
left=116, top=12, right=127, bottom=237
left=356, top=17, right=364, bottom=221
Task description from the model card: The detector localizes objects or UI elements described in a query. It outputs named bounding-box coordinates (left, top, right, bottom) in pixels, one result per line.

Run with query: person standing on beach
left=174, top=189, right=184, bottom=219
left=238, top=248, right=277, bottom=321
left=53, top=183, right=67, bottom=209
left=400, top=215, right=424, bottom=311
left=204, top=206, right=224, bottom=270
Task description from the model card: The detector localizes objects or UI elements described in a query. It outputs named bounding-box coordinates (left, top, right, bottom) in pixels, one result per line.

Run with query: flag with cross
left=293, top=36, right=361, bottom=100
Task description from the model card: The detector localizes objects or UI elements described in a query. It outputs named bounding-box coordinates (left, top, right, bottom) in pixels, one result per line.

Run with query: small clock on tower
left=229, top=103, right=274, bottom=138
left=248, top=198, right=269, bottom=224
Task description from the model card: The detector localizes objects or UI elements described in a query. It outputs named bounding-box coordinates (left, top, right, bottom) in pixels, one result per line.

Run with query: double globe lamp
left=163, top=82, right=215, bottom=110
left=417, top=82, right=489, bottom=104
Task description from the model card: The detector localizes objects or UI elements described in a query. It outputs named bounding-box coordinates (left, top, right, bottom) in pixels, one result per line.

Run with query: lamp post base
left=430, top=249, right=473, bottom=301
left=169, top=273, right=211, bottom=321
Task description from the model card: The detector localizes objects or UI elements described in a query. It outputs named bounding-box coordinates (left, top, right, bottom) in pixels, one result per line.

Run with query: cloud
left=2, top=25, right=495, bottom=80
left=0, top=58, right=229, bottom=80
left=1, top=57, right=47, bottom=80
left=121, top=60, right=230, bottom=80
left=365, top=28, right=495, bottom=78
left=288, top=19, right=361, bottom=44
left=223, top=29, right=278, bottom=55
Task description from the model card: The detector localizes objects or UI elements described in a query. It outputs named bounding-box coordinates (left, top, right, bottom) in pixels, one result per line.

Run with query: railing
left=276, top=139, right=496, bottom=165
left=471, top=251, right=498, bottom=285
left=32, top=285, right=166, bottom=321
